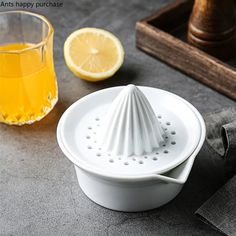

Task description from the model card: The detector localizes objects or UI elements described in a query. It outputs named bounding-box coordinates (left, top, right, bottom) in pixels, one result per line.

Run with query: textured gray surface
left=0, top=0, right=235, bottom=235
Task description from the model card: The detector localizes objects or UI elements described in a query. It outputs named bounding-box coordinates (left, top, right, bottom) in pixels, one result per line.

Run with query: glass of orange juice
left=0, top=11, right=58, bottom=125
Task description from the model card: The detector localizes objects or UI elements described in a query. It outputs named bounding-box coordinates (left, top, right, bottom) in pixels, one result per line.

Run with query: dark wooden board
left=136, top=0, right=236, bottom=101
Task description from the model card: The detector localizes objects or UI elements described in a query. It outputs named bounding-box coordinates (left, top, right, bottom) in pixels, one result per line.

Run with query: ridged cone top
left=100, top=85, right=165, bottom=156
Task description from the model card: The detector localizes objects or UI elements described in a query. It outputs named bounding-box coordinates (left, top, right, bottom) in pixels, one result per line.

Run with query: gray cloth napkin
left=196, top=175, right=236, bottom=236
left=204, top=108, right=236, bottom=178
left=195, top=108, right=236, bottom=236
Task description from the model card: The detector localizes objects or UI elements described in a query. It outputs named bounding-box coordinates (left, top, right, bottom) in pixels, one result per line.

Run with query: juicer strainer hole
left=171, top=141, right=176, bottom=145
left=153, top=157, right=158, bottom=161
left=94, top=141, right=97, bottom=143
left=96, top=153, right=101, bottom=157
left=132, top=158, right=136, bottom=161
left=166, top=122, right=171, bottom=126
left=97, top=124, right=100, bottom=127
left=109, top=159, right=114, bottom=163
left=95, top=118, right=100, bottom=121
left=93, top=132, right=96, bottom=135
left=88, top=126, right=92, bottom=130
left=171, top=131, right=176, bottom=135
left=139, top=161, right=144, bottom=164
left=165, top=136, right=168, bottom=139
left=124, top=162, right=129, bottom=165
left=163, top=144, right=166, bottom=147
left=118, top=157, right=122, bottom=160
left=156, top=152, right=159, bottom=155
left=158, top=115, right=162, bottom=119
left=108, top=153, right=111, bottom=156
left=164, top=128, right=168, bottom=131
left=98, top=148, right=102, bottom=150
left=164, top=150, right=169, bottom=154
left=86, top=136, right=91, bottom=139
left=87, top=146, right=92, bottom=150
left=144, top=156, right=148, bottom=159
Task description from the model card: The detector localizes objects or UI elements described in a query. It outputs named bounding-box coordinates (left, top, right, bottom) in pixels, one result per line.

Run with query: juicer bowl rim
left=57, top=86, right=206, bottom=181
left=58, top=123, right=205, bottom=184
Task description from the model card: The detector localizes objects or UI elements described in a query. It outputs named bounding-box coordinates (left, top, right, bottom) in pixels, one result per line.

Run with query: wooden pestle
left=188, top=0, right=236, bottom=60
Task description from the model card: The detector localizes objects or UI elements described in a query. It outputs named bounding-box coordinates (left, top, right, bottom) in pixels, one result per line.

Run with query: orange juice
left=0, top=43, right=58, bottom=124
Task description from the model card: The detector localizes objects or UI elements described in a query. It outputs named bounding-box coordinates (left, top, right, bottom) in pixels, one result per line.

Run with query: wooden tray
left=136, top=0, right=236, bottom=101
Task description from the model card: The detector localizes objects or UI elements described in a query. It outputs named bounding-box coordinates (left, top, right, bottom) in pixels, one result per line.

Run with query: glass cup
left=0, top=11, right=58, bottom=125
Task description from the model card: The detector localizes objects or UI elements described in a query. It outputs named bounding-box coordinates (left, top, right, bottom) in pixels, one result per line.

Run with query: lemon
left=64, top=28, right=124, bottom=81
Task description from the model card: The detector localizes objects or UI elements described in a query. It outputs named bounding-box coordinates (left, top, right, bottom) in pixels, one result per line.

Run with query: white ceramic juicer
left=57, top=85, right=206, bottom=212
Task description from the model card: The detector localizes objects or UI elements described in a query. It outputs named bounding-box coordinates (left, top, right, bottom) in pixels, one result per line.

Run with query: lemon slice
left=64, top=28, right=124, bottom=81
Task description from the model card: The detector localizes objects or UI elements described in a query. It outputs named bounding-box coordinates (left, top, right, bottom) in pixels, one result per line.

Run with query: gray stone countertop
left=0, top=0, right=235, bottom=235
